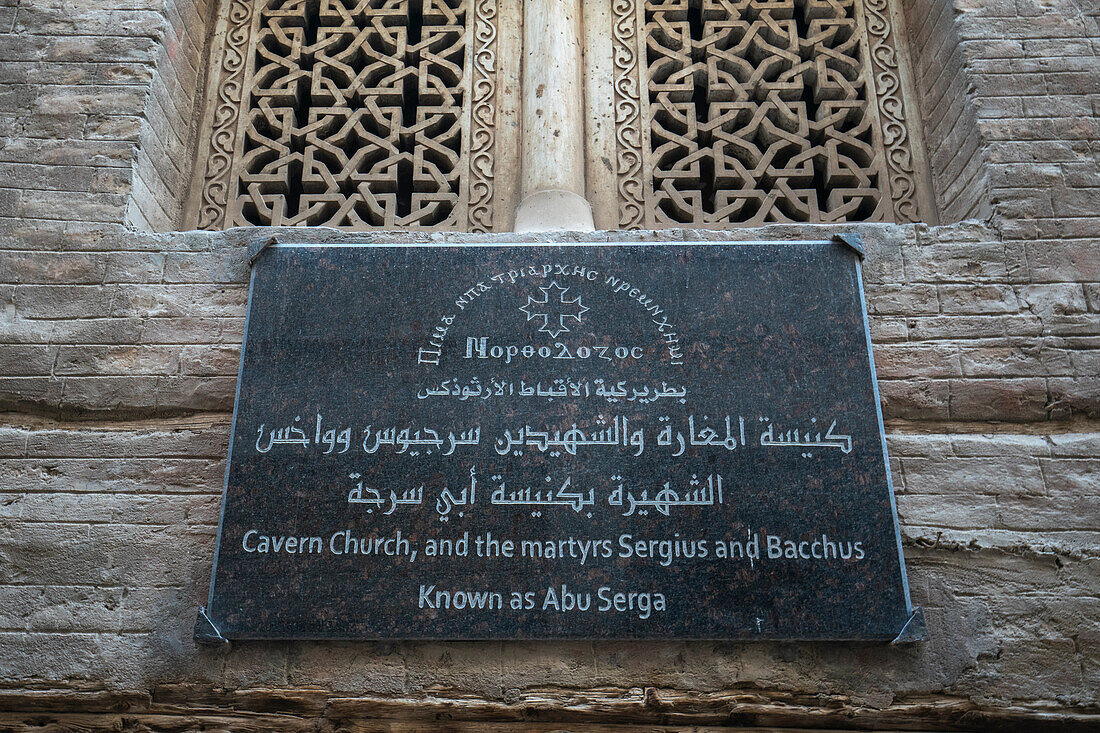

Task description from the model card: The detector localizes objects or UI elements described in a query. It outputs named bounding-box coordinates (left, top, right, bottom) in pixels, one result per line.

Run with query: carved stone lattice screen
left=609, top=0, right=931, bottom=228
left=189, top=0, right=930, bottom=231
left=190, top=0, right=501, bottom=231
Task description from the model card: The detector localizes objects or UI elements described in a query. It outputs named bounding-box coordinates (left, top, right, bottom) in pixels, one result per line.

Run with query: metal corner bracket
left=832, top=232, right=865, bottom=259
left=194, top=606, right=230, bottom=646
left=891, top=606, right=928, bottom=644
left=248, top=236, right=279, bottom=267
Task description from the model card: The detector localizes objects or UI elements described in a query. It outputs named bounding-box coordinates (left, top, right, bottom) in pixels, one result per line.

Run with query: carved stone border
left=196, top=0, right=253, bottom=230
left=468, top=0, right=498, bottom=233
left=612, top=0, right=645, bottom=230
left=864, top=0, right=921, bottom=223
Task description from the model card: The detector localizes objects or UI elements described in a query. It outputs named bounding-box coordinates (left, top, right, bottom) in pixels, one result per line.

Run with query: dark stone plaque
left=201, top=238, right=922, bottom=641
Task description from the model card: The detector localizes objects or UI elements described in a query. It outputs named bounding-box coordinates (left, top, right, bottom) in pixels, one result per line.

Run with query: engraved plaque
left=202, top=240, right=919, bottom=640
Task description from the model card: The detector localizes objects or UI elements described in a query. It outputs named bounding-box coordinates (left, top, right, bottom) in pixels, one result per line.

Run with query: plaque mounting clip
left=832, top=232, right=865, bottom=259
left=193, top=605, right=229, bottom=646
left=248, top=235, right=279, bottom=267
left=891, top=606, right=928, bottom=644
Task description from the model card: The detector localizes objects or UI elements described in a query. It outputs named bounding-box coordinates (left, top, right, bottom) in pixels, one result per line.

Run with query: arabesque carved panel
left=615, top=0, right=926, bottom=227
left=194, top=0, right=923, bottom=231
left=195, top=0, right=498, bottom=232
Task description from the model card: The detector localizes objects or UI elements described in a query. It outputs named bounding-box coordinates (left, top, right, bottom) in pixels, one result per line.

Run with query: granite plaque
left=201, top=239, right=921, bottom=641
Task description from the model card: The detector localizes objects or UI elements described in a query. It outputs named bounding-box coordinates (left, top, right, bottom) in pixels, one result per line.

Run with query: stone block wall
left=904, top=0, right=991, bottom=222
left=126, top=0, right=213, bottom=231
left=0, top=0, right=1098, bottom=730
left=0, top=0, right=211, bottom=231
left=905, top=0, right=1100, bottom=231
left=1, top=222, right=1097, bottom=730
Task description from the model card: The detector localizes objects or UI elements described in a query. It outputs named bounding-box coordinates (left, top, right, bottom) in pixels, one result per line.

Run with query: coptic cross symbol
left=518, top=281, right=589, bottom=338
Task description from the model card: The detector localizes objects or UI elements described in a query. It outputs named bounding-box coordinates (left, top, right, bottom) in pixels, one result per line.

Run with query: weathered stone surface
left=1, top=224, right=1097, bottom=423
left=1, top=0, right=1098, bottom=726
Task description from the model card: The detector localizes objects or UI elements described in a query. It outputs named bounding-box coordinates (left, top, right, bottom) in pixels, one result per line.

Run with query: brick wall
left=126, top=0, right=213, bottom=230
left=905, top=0, right=992, bottom=222
left=0, top=0, right=1098, bottom=729
left=0, top=0, right=211, bottom=232
left=905, top=0, right=1100, bottom=231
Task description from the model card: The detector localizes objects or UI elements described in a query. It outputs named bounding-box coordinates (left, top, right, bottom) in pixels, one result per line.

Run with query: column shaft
left=513, top=0, right=594, bottom=231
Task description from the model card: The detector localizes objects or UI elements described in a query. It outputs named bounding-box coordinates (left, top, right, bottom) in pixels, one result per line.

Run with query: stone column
left=513, top=0, right=595, bottom=232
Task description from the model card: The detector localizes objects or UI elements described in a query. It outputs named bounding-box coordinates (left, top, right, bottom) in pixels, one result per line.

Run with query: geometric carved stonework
left=190, top=0, right=927, bottom=232
left=192, top=0, right=499, bottom=232
left=613, top=0, right=929, bottom=228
